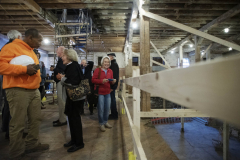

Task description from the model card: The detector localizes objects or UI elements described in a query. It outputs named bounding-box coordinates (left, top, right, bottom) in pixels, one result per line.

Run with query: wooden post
left=206, top=49, right=211, bottom=61
left=223, top=121, right=229, bottom=160
left=163, top=99, right=166, bottom=109
left=195, top=36, right=201, bottom=62
left=132, top=68, right=140, bottom=155
left=126, top=46, right=133, bottom=95
left=179, top=46, right=185, bottom=132
left=140, top=6, right=151, bottom=111
left=181, top=106, right=184, bottom=132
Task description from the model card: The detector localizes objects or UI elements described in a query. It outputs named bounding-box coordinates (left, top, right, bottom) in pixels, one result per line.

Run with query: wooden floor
left=0, top=96, right=179, bottom=160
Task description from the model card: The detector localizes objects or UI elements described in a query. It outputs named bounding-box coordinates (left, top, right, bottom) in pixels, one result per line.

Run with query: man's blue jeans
left=98, top=94, right=111, bottom=125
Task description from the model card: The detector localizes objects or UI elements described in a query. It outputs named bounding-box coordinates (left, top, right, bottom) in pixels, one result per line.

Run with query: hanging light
left=190, top=44, right=193, bottom=47
left=224, top=28, right=229, bottom=33
left=132, top=22, right=138, bottom=29
left=43, top=39, right=49, bottom=44
left=229, top=47, right=232, bottom=51
left=171, top=51, right=174, bottom=54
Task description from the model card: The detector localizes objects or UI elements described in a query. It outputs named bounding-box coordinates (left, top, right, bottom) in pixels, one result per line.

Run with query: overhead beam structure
left=162, top=4, right=240, bottom=54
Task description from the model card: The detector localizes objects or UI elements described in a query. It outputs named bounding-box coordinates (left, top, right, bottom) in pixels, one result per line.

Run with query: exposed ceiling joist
left=162, top=4, right=240, bottom=54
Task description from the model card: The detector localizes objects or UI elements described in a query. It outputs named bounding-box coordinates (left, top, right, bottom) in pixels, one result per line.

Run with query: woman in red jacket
left=92, top=56, right=116, bottom=132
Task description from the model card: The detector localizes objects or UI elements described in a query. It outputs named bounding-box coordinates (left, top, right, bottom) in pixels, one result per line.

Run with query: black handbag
left=65, top=66, right=91, bottom=101
left=94, top=67, right=102, bottom=95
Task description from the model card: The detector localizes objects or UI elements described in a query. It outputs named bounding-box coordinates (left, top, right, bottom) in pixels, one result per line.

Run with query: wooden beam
left=201, top=43, right=212, bottom=59
left=56, top=33, right=88, bottom=38
left=0, top=11, right=37, bottom=15
left=140, top=109, right=208, bottom=117
left=162, top=4, right=240, bottom=54
left=37, top=3, right=133, bottom=9
left=150, top=40, right=171, bottom=68
left=151, top=60, right=168, bottom=69
left=20, top=0, right=41, bottom=13
left=141, top=9, right=240, bottom=52
left=124, top=55, right=240, bottom=126
left=140, top=3, right=151, bottom=111
left=57, top=23, right=89, bottom=26
left=122, top=96, right=147, bottom=160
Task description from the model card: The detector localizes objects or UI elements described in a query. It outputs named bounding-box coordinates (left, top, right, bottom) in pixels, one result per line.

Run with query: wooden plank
left=37, top=3, right=133, bottom=9
left=122, top=96, right=147, bottom=160
left=151, top=59, right=168, bottom=69
left=57, top=23, right=89, bottom=26
left=20, top=0, right=41, bottom=13
left=161, top=4, right=240, bottom=54
left=56, top=33, right=88, bottom=38
left=140, top=4, right=151, bottom=112
left=141, top=9, right=240, bottom=52
left=150, top=40, right=171, bottom=68
left=132, top=68, right=140, bottom=138
left=140, top=109, right=208, bottom=117
left=223, top=121, right=229, bottom=160
left=201, top=43, right=212, bottom=59
left=124, top=55, right=240, bottom=126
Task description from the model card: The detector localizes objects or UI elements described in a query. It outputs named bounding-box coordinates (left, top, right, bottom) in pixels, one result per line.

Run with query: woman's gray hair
left=64, top=49, right=78, bottom=62
left=101, top=56, right=111, bottom=66
left=7, top=30, right=22, bottom=40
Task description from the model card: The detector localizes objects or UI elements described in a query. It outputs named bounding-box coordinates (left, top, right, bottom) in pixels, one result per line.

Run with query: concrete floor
left=0, top=97, right=179, bottom=160
left=155, top=120, right=240, bottom=160
left=1, top=95, right=238, bottom=160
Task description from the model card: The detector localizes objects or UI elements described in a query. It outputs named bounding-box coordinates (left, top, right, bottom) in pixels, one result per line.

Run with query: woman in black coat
left=59, top=49, right=85, bottom=152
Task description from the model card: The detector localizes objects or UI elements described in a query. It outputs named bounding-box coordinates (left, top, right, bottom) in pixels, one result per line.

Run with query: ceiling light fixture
left=132, top=22, right=138, bottom=29
left=171, top=51, right=174, bottom=54
left=43, top=39, right=49, bottom=44
left=229, top=47, right=232, bottom=51
left=224, top=28, right=229, bottom=33
left=190, top=44, right=193, bottom=47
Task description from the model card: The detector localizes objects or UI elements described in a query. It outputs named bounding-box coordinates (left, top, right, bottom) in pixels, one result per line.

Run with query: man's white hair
left=7, top=30, right=22, bottom=40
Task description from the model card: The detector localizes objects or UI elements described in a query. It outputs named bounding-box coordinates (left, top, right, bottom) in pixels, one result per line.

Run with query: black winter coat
left=109, top=59, right=119, bottom=90
left=54, top=58, right=66, bottom=83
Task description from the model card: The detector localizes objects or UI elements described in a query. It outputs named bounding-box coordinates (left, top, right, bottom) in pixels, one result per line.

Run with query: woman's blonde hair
left=64, top=49, right=78, bottom=62
left=101, top=56, right=111, bottom=66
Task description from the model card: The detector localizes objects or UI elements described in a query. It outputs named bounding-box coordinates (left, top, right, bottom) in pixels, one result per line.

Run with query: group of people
left=0, top=29, right=120, bottom=159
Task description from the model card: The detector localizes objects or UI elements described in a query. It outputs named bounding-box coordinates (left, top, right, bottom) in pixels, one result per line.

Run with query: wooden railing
left=119, top=55, right=240, bottom=160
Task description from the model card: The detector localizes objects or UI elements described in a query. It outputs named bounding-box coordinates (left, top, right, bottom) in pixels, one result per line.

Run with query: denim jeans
left=98, top=94, right=111, bottom=125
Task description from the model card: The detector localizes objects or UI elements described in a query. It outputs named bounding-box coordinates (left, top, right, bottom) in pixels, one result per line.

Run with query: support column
left=140, top=8, right=151, bottom=111
left=223, top=121, right=229, bottom=160
left=206, top=49, right=211, bottom=60
left=195, top=36, right=201, bottom=62
left=179, top=44, right=183, bottom=66
left=126, top=46, right=133, bottom=94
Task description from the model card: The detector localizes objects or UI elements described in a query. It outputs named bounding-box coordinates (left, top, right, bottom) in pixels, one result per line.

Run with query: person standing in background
left=35, top=49, right=47, bottom=109
left=107, top=53, right=119, bottom=120
left=51, top=46, right=67, bottom=127
left=80, top=59, right=94, bottom=115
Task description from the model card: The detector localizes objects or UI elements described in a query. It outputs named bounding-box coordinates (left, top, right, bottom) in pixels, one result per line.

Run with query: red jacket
left=92, top=68, right=113, bottom=95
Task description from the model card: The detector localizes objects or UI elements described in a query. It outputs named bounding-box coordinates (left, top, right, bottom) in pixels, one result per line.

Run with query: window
left=152, top=57, right=164, bottom=66
left=132, top=57, right=139, bottom=66
left=98, top=57, right=102, bottom=66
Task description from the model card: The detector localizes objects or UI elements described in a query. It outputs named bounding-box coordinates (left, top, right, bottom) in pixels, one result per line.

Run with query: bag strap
left=97, top=66, right=101, bottom=79
left=95, top=67, right=101, bottom=87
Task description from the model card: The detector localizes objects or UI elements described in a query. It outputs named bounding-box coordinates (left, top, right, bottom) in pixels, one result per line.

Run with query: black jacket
left=81, top=61, right=94, bottom=91
left=64, top=61, right=83, bottom=86
left=109, top=59, right=119, bottom=90
left=54, top=58, right=66, bottom=83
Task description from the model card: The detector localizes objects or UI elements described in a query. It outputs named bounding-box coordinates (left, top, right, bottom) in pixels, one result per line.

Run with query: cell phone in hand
left=108, top=79, right=113, bottom=81
left=33, top=64, right=40, bottom=70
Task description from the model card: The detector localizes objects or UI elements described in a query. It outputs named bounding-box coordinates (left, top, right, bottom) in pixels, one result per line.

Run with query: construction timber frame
left=119, top=1, right=240, bottom=159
